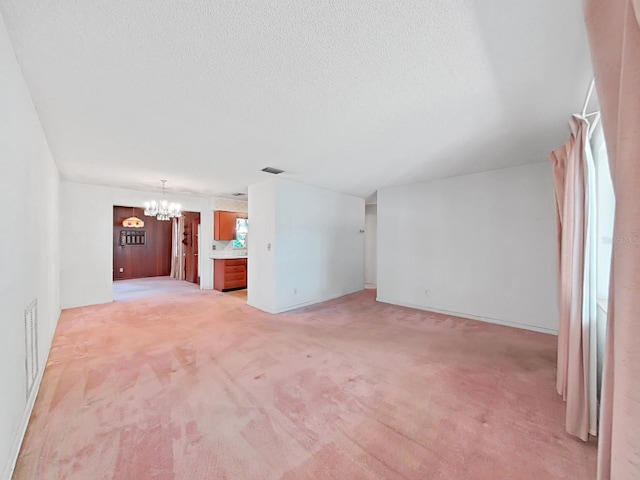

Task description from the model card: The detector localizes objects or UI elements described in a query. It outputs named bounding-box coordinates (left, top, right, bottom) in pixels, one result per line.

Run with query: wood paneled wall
left=113, top=206, right=172, bottom=280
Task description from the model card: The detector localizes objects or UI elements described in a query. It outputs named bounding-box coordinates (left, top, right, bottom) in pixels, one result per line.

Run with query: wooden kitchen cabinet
left=214, top=211, right=248, bottom=241
left=214, top=258, right=247, bottom=291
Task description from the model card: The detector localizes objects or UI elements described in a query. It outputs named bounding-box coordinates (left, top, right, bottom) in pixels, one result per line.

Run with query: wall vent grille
left=25, top=299, right=38, bottom=399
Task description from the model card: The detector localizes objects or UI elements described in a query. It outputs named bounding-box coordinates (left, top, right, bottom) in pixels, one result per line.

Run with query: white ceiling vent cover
left=25, top=299, right=38, bottom=399
left=261, top=167, right=285, bottom=175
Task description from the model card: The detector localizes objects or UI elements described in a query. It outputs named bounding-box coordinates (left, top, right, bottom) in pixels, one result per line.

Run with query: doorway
left=113, top=207, right=201, bottom=297
left=365, top=204, right=377, bottom=288
left=182, top=211, right=201, bottom=284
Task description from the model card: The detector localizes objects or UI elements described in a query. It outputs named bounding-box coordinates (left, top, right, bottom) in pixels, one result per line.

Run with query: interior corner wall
left=0, top=12, right=61, bottom=480
left=377, top=162, right=559, bottom=334
left=365, top=204, right=377, bottom=286
left=60, top=182, right=212, bottom=309
left=249, top=178, right=365, bottom=314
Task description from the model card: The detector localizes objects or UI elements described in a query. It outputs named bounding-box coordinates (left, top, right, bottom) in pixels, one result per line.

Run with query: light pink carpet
left=15, top=277, right=596, bottom=479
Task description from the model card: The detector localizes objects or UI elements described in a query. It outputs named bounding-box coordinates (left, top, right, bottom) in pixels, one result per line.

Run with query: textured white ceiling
left=1, top=0, right=591, bottom=198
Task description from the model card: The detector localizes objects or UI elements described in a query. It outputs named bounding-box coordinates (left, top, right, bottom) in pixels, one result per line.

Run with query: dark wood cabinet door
left=214, top=259, right=247, bottom=291
left=214, top=211, right=241, bottom=240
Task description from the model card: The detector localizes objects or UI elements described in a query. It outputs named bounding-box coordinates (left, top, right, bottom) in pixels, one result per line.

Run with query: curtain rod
left=582, top=78, right=598, bottom=117
left=581, top=78, right=601, bottom=138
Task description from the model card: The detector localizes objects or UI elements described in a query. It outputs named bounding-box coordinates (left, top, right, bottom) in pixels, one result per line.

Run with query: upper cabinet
left=214, top=210, right=248, bottom=241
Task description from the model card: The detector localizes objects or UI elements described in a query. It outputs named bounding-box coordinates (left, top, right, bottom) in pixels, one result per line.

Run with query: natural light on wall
left=592, top=122, right=615, bottom=306
left=591, top=121, right=614, bottom=399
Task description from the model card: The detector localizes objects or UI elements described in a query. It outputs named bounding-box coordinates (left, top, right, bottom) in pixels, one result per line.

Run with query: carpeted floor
left=14, top=277, right=596, bottom=479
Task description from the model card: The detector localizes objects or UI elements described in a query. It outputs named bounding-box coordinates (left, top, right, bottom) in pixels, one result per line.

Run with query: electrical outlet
left=119, top=268, right=124, bottom=273
left=294, top=288, right=297, bottom=295
left=425, top=289, right=429, bottom=297
left=267, top=243, right=271, bottom=251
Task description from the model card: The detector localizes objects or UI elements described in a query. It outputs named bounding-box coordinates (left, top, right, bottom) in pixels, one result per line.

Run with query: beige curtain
left=549, top=116, right=592, bottom=441
left=170, top=216, right=186, bottom=281
left=583, top=1, right=640, bottom=478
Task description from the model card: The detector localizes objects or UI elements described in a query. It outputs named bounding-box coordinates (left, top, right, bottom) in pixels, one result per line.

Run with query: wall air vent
left=25, top=299, right=38, bottom=399
left=261, top=167, right=285, bottom=175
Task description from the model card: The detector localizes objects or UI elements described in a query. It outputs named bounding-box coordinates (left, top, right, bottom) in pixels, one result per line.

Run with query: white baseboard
left=1, top=310, right=60, bottom=480
left=1, top=366, right=44, bottom=480
left=274, top=288, right=367, bottom=314
left=375, top=296, right=558, bottom=335
left=249, top=288, right=365, bottom=315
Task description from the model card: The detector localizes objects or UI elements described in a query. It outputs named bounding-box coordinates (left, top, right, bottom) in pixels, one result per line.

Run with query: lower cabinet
left=214, top=258, right=247, bottom=291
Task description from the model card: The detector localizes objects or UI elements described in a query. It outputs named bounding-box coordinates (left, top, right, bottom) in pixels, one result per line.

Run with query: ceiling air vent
left=261, top=167, right=285, bottom=175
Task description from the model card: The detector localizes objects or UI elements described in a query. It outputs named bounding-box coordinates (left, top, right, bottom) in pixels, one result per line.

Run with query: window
left=233, top=218, right=249, bottom=249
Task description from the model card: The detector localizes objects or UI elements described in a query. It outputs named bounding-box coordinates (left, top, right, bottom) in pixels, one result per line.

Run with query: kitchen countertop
left=210, top=253, right=248, bottom=259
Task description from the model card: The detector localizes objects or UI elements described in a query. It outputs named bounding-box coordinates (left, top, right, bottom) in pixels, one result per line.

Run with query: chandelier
left=144, top=180, right=182, bottom=221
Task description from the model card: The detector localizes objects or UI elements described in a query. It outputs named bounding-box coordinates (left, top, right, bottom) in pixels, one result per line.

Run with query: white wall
left=0, top=13, right=60, bottom=479
left=377, top=162, right=559, bottom=334
left=248, top=178, right=365, bottom=314
left=60, top=182, right=212, bottom=309
left=247, top=181, right=277, bottom=313
left=210, top=197, right=249, bottom=214
left=365, top=204, right=377, bottom=286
